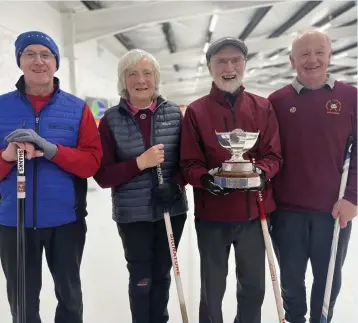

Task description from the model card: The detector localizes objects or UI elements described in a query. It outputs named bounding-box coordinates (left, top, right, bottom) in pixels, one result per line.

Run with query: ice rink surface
left=1, top=179, right=357, bottom=322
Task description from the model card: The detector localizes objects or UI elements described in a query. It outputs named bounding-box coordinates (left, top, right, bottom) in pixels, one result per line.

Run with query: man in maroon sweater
left=268, top=30, right=357, bottom=323
left=180, top=37, right=282, bottom=323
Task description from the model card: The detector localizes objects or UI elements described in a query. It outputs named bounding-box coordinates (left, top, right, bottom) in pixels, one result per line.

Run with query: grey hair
left=117, top=49, right=161, bottom=100
left=291, top=28, right=332, bottom=56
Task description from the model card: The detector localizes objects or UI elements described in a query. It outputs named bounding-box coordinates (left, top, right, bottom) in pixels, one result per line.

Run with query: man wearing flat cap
left=180, top=37, right=282, bottom=323
left=0, top=31, right=102, bottom=323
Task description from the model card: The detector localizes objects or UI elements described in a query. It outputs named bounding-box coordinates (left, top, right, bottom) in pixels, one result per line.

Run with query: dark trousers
left=0, top=219, right=87, bottom=323
left=270, top=211, right=351, bottom=323
left=195, top=218, right=265, bottom=323
left=117, top=214, right=187, bottom=323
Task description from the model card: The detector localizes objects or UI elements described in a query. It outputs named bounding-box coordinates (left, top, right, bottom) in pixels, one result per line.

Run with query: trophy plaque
left=214, top=129, right=261, bottom=189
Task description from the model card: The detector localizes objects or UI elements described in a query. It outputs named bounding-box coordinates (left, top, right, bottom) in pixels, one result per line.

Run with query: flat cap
left=206, top=37, right=248, bottom=63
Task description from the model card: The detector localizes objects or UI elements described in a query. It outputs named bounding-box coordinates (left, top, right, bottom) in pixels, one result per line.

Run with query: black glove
left=201, top=174, right=231, bottom=196
left=250, top=165, right=266, bottom=191
left=152, top=182, right=182, bottom=207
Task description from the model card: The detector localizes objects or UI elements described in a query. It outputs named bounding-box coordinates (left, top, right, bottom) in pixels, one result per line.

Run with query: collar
left=15, top=75, right=60, bottom=95
left=127, top=99, right=157, bottom=115
left=292, top=74, right=335, bottom=94
left=118, top=96, right=166, bottom=114
left=209, top=81, right=245, bottom=106
left=27, top=91, right=53, bottom=100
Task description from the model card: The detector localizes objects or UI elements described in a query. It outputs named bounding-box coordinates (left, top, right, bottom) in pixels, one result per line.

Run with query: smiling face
left=290, top=31, right=332, bottom=88
left=19, top=44, right=56, bottom=89
left=125, top=57, right=156, bottom=106
left=208, top=46, right=246, bottom=93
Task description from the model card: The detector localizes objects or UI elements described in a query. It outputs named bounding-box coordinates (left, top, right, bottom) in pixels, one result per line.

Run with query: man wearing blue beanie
left=0, top=31, right=103, bottom=323
left=15, top=31, right=60, bottom=70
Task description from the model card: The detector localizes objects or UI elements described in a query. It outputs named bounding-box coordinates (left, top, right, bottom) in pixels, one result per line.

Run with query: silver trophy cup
left=214, top=129, right=261, bottom=189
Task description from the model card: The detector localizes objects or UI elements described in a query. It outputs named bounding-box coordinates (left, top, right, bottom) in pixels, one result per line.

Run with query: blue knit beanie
left=15, top=31, right=60, bottom=70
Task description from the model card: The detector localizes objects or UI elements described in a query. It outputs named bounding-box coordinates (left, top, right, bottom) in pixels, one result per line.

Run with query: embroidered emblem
left=49, top=123, right=75, bottom=131
left=290, top=107, right=296, bottom=113
left=140, top=113, right=147, bottom=120
left=326, top=100, right=342, bottom=115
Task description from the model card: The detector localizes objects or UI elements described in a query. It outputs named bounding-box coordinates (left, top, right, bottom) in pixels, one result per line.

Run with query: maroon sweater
left=268, top=81, right=357, bottom=213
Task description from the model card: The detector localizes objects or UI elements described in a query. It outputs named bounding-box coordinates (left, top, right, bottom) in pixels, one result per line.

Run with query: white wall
left=0, top=1, right=120, bottom=105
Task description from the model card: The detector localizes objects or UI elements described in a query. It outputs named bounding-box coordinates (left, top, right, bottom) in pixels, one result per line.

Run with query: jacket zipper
left=229, top=100, right=251, bottom=220
left=150, top=101, right=166, bottom=146
left=150, top=101, right=166, bottom=184
left=33, top=116, right=40, bottom=230
left=223, top=116, right=230, bottom=131
left=20, top=91, right=56, bottom=230
left=230, top=106, right=238, bottom=129
left=125, top=100, right=166, bottom=185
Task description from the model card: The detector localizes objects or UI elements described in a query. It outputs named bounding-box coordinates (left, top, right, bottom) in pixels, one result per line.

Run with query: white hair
left=291, top=28, right=332, bottom=56
left=117, top=49, right=161, bottom=100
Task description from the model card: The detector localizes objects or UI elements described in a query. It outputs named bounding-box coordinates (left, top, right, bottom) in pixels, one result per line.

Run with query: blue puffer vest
left=105, top=97, right=188, bottom=223
left=0, top=76, right=87, bottom=228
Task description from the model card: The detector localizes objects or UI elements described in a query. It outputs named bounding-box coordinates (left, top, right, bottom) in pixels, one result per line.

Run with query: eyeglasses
left=211, top=56, right=246, bottom=66
left=21, top=51, right=56, bottom=61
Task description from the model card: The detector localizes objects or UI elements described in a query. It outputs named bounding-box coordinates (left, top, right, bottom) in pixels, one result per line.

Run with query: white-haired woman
left=94, top=49, right=188, bottom=323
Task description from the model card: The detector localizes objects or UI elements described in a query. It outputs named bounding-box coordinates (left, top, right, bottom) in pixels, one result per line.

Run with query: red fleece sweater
left=268, top=81, right=357, bottom=212
left=0, top=93, right=102, bottom=180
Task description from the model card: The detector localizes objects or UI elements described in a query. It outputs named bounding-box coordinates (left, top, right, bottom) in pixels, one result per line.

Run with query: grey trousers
left=195, top=218, right=265, bottom=323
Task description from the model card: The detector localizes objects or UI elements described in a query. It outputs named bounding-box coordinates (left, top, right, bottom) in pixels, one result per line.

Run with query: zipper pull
left=22, top=120, right=26, bottom=128
left=35, top=117, right=39, bottom=124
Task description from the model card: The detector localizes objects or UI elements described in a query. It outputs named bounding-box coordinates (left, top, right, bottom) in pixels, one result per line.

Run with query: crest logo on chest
left=325, top=99, right=342, bottom=115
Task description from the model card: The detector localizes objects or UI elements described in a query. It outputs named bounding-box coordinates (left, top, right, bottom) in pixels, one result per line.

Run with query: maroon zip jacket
left=180, top=83, right=282, bottom=222
left=268, top=80, right=357, bottom=212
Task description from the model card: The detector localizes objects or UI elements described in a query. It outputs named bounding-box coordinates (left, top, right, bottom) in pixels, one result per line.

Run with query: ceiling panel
left=69, top=0, right=357, bottom=101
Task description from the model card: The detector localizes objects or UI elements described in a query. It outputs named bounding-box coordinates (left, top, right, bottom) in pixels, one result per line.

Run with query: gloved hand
left=251, top=165, right=266, bottom=190
left=201, top=174, right=231, bottom=196
left=5, top=129, right=58, bottom=160
left=152, top=182, right=182, bottom=208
